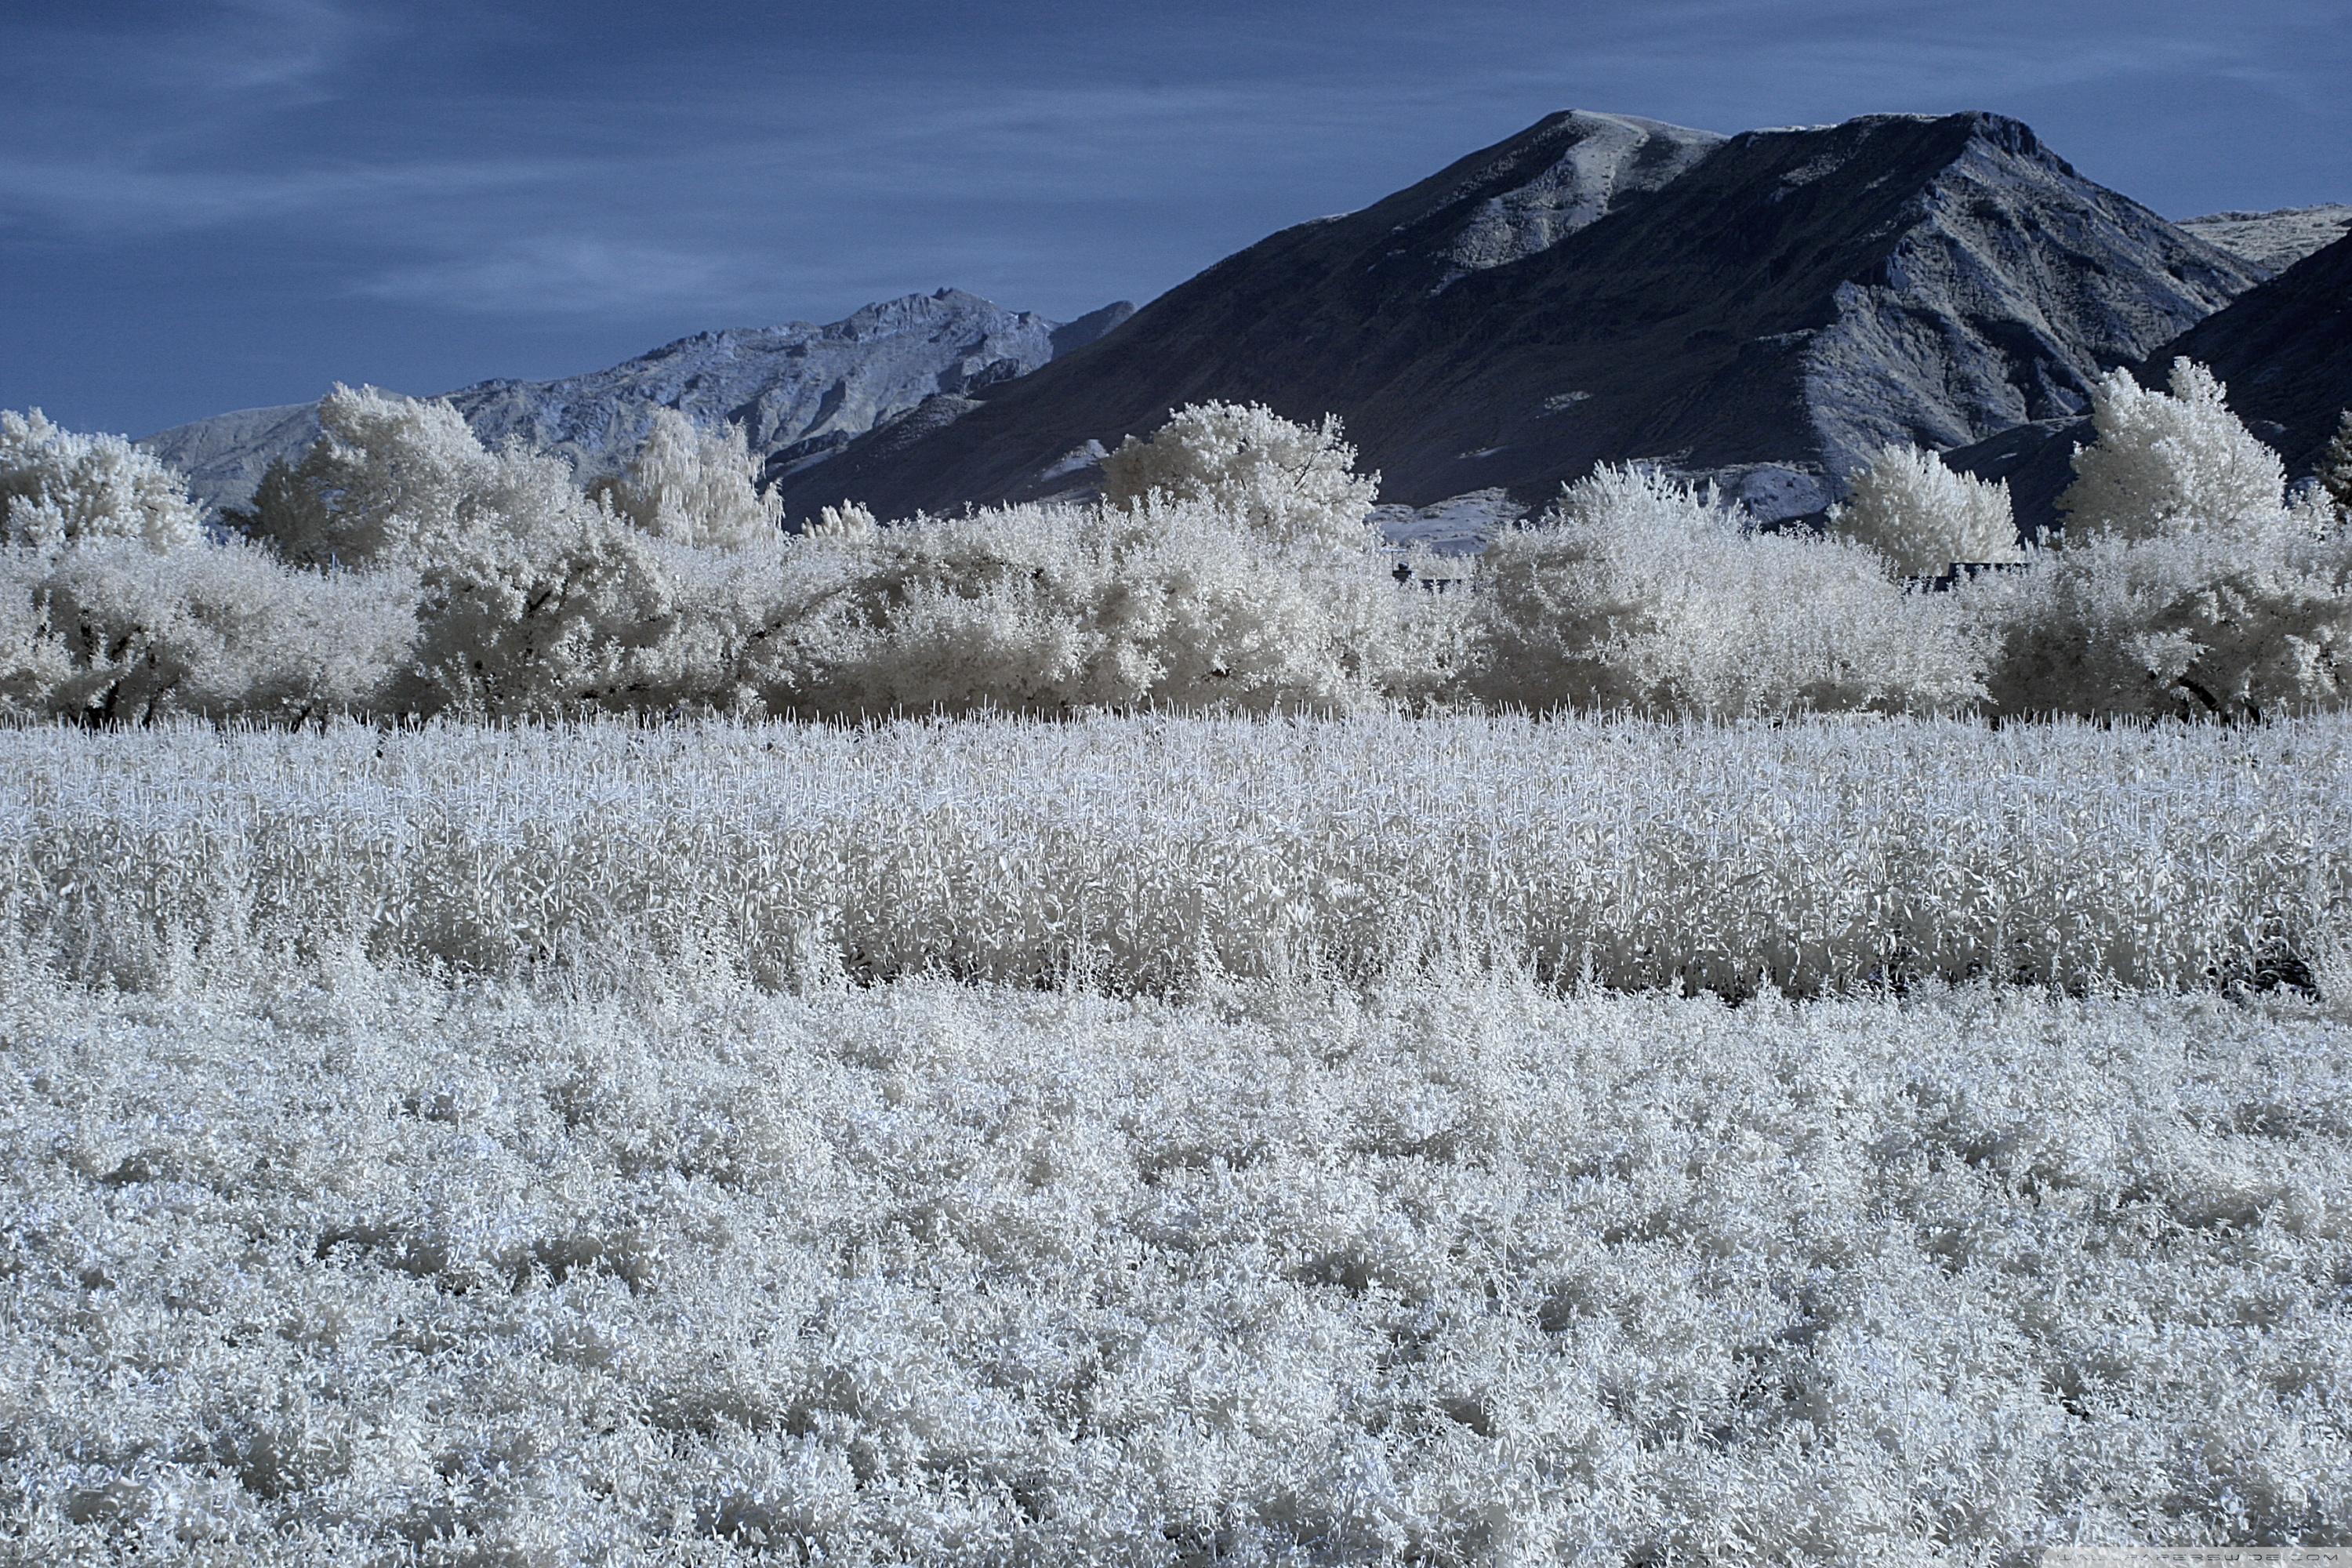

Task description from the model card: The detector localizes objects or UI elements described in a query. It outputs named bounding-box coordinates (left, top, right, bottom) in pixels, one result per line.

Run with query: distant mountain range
left=771, top=110, right=2266, bottom=524
left=141, top=109, right=2345, bottom=544
left=2180, top=205, right=2352, bottom=273
left=140, top=290, right=1133, bottom=513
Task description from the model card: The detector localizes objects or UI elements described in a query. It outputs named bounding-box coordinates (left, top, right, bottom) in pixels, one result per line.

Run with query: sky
left=4, top=0, right=2347, bottom=439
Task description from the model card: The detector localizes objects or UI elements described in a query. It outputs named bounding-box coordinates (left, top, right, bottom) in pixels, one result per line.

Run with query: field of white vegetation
left=4, top=372, right=2352, bottom=1563
left=2, top=713, right=2349, bottom=1566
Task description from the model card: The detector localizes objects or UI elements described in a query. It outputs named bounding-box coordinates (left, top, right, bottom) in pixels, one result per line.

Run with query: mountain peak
left=774, top=110, right=2263, bottom=524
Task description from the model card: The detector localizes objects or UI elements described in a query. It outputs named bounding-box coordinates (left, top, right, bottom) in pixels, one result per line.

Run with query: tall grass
left=5, top=710, right=2346, bottom=997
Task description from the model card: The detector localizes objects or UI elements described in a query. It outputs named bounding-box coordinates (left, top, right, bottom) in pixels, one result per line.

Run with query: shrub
left=737, top=491, right=1446, bottom=717
left=1986, top=524, right=2352, bottom=720
left=0, top=534, right=411, bottom=724
left=0, top=408, right=206, bottom=552
left=1100, top=401, right=1381, bottom=555
left=1829, top=444, right=2023, bottom=575
left=592, top=408, right=782, bottom=549
left=1471, top=465, right=1990, bottom=716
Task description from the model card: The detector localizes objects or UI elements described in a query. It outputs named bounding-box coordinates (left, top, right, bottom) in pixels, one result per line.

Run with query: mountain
left=772, top=110, right=2259, bottom=525
left=140, top=290, right=1134, bottom=514
left=2180, top=205, right=2352, bottom=273
left=1948, top=227, right=2352, bottom=534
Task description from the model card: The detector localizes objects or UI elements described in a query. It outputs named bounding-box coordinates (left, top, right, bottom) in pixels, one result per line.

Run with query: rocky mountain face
left=140, top=290, right=1133, bottom=513
left=2181, top=205, right=2352, bottom=273
left=1949, top=228, right=2352, bottom=535
left=773, top=111, right=2259, bottom=525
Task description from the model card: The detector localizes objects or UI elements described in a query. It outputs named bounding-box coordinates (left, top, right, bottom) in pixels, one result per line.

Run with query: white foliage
left=5, top=712, right=2341, bottom=996
left=1987, top=524, right=2352, bottom=720
left=0, top=408, right=206, bottom=553
left=594, top=407, right=782, bottom=549
left=0, top=538, right=410, bottom=725
left=2057, top=359, right=2289, bottom=546
left=1829, top=444, right=2023, bottom=575
left=1474, top=465, right=1989, bottom=716
left=244, top=383, right=588, bottom=569
left=0, top=955, right=2347, bottom=1563
left=1101, top=401, right=1382, bottom=554
left=744, top=492, right=1450, bottom=717
left=1997, top=363, right=2352, bottom=719
left=2321, top=408, right=2352, bottom=520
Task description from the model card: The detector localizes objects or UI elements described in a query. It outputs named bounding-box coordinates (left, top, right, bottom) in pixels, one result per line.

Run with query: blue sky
left=4, top=0, right=2346, bottom=437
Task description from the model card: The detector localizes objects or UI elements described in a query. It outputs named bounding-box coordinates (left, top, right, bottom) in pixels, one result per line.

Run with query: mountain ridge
left=771, top=109, right=2259, bottom=524
left=140, top=289, right=1134, bottom=513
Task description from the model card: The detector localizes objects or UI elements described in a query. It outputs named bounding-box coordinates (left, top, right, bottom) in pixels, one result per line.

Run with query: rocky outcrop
left=773, top=111, right=2259, bottom=524
left=141, top=290, right=1133, bottom=513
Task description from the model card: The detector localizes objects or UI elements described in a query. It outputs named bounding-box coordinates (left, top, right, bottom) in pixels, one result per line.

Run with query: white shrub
left=741, top=492, right=1446, bottom=717
left=1987, top=524, right=2352, bottom=720
left=0, top=535, right=410, bottom=723
left=1994, top=363, right=2352, bottom=720
left=0, top=408, right=206, bottom=552
left=2057, top=359, right=2288, bottom=545
left=385, top=498, right=687, bottom=720
left=1829, top=444, right=2023, bottom=575
left=593, top=408, right=782, bottom=549
left=1101, top=401, right=1382, bottom=555
left=1472, top=465, right=1990, bottom=717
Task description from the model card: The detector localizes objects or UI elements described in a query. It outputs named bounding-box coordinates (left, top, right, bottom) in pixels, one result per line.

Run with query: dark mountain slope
left=776, top=111, right=2256, bottom=524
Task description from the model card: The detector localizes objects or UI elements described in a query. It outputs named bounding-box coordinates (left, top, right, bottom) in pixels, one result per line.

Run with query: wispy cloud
left=350, top=236, right=775, bottom=316
left=0, top=154, right=577, bottom=237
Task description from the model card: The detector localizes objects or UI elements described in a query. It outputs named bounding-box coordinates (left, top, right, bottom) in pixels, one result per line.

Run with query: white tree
left=0, top=408, right=206, bottom=553
left=1100, top=401, right=1381, bottom=554
left=2321, top=408, right=2352, bottom=521
left=593, top=408, right=781, bottom=549
left=239, top=386, right=706, bottom=718
left=1991, top=365, right=2352, bottom=720
left=1831, top=444, right=2023, bottom=576
left=245, top=384, right=588, bottom=569
left=2056, top=359, right=2288, bottom=545
left=1472, top=464, right=1990, bottom=717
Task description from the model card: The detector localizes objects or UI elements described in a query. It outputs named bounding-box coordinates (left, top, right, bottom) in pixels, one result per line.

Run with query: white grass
left=2, top=711, right=2347, bottom=997
left=2, top=959, right=2347, bottom=1565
